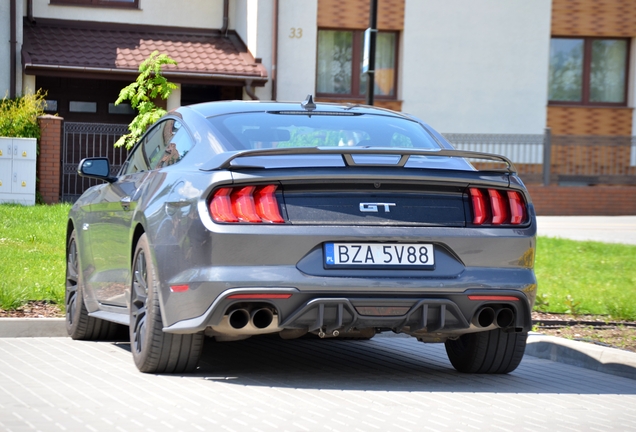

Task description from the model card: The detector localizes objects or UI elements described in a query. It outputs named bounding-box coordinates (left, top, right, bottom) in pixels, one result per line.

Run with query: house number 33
left=289, top=28, right=303, bottom=38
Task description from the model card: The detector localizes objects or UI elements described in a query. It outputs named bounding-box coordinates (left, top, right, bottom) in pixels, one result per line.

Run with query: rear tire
left=444, top=329, right=527, bottom=374
left=129, top=234, right=204, bottom=374
left=66, top=230, right=122, bottom=340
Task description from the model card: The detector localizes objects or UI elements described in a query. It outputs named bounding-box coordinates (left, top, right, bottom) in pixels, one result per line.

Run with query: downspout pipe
left=221, top=0, right=229, bottom=36
left=28, top=0, right=34, bottom=23
left=271, top=0, right=279, bottom=101
left=244, top=80, right=259, bottom=100
left=9, top=0, right=17, bottom=98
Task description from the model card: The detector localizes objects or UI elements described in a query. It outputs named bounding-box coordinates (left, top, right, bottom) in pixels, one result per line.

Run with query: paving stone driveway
left=1, top=335, right=635, bottom=431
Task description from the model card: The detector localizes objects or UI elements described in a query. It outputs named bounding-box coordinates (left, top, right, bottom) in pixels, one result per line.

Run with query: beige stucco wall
left=275, top=0, right=317, bottom=102
left=30, top=0, right=224, bottom=29
left=401, top=0, right=552, bottom=134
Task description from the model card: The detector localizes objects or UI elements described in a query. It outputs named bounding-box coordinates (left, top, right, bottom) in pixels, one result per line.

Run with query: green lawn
left=535, top=237, right=636, bottom=320
left=0, top=203, right=70, bottom=310
left=1, top=203, right=635, bottom=320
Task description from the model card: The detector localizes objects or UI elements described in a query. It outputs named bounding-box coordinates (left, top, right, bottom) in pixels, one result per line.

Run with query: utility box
left=0, top=137, right=37, bottom=206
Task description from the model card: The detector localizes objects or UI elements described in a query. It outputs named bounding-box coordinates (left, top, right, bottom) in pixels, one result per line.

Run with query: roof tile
left=23, top=20, right=267, bottom=80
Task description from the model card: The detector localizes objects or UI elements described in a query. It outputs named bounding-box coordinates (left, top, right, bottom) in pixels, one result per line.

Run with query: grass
left=535, top=237, right=636, bottom=320
left=0, top=203, right=70, bottom=310
left=0, top=203, right=635, bottom=321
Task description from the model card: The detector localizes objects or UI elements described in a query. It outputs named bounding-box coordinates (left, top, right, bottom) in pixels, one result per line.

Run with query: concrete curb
left=0, top=318, right=67, bottom=338
left=1, top=319, right=635, bottom=380
left=525, top=332, right=636, bottom=380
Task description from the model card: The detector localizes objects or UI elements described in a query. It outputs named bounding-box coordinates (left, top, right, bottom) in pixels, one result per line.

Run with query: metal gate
left=62, top=122, right=129, bottom=202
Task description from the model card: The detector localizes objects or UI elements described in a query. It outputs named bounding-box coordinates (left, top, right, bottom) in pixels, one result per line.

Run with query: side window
left=121, top=140, right=149, bottom=175
left=145, top=119, right=191, bottom=170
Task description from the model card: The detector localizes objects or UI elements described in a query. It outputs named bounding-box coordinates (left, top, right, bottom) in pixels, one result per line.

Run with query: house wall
left=30, top=0, right=225, bottom=29
left=1, top=0, right=25, bottom=97
left=276, top=0, right=318, bottom=102
left=401, top=0, right=552, bottom=134
left=549, top=0, right=636, bottom=136
left=631, top=38, right=636, bottom=136
left=317, top=0, right=404, bottom=30
left=233, top=0, right=273, bottom=100
left=0, top=1, right=11, bottom=97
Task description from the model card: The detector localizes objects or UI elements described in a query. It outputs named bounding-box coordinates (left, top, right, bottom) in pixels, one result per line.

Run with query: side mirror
left=78, top=158, right=116, bottom=183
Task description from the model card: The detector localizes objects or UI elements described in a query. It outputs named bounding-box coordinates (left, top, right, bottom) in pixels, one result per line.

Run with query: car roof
left=178, top=99, right=415, bottom=120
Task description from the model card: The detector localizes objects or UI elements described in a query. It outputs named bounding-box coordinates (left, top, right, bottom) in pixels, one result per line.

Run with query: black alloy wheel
left=129, top=233, right=203, bottom=374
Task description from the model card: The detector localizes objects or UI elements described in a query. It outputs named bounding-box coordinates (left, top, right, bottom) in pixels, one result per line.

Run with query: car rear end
left=160, top=102, right=537, bottom=373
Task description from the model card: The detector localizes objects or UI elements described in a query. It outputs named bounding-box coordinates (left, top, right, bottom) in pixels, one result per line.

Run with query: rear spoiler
left=199, top=147, right=516, bottom=174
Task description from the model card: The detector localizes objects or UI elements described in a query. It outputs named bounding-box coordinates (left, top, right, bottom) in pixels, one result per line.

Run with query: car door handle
left=120, top=196, right=132, bottom=211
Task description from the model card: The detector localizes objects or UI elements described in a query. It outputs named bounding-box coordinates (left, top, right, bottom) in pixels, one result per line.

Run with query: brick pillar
left=37, top=115, right=64, bottom=204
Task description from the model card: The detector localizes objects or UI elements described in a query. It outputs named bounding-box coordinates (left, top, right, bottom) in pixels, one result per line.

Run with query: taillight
left=254, top=185, right=285, bottom=223
left=488, top=189, right=508, bottom=225
left=209, top=184, right=285, bottom=224
left=469, top=188, right=488, bottom=225
left=468, top=187, right=527, bottom=226
left=507, top=191, right=526, bottom=225
left=210, top=187, right=238, bottom=222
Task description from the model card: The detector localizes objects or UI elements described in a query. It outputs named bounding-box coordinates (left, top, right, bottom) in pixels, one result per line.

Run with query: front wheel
left=129, top=234, right=204, bottom=374
left=444, top=329, right=527, bottom=374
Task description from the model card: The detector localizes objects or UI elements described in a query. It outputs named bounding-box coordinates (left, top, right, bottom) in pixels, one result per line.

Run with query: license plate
left=324, top=243, right=435, bottom=268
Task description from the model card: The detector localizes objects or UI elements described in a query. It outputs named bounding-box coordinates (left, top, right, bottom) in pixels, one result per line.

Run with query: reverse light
left=468, top=187, right=527, bottom=226
left=209, top=184, right=285, bottom=224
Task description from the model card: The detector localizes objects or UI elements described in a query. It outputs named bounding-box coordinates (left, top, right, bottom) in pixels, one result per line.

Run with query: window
left=121, top=119, right=193, bottom=175
left=548, top=37, right=629, bottom=106
left=316, top=29, right=398, bottom=99
left=51, top=0, right=138, bottom=8
left=207, top=112, right=440, bottom=151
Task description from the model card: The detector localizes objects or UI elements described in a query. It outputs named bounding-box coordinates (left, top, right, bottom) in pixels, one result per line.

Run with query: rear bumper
left=163, top=286, right=534, bottom=338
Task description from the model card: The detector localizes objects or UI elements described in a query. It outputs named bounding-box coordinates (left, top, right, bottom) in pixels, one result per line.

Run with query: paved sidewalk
left=537, top=215, right=636, bottom=244
left=1, top=336, right=635, bottom=432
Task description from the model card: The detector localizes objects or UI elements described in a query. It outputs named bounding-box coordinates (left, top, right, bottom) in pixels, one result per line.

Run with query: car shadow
left=110, top=333, right=636, bottom=395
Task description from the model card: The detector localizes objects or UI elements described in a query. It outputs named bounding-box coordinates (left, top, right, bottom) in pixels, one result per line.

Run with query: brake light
left=210, top=188, right=238, bottom=223
left=508, top=191, right=526, bottom=224
left=209, top=184, right=285, bottom=224
left=254, top=185, right=285, bottom=223
left=468, top=187, right=527, bottom=226
left=231, top=186, right=261, bottom=222
left=469, top=188, right=487, bottom=225
left=488, top=189, right=508, bottom=225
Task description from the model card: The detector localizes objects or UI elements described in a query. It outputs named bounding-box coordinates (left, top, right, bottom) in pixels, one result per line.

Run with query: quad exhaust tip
left=228, top=309, right=250, bottom=329
left=472, top=306, right=515, bottom=329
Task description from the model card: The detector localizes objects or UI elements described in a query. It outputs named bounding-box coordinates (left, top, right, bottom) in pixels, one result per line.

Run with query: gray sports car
left=66, top=97, right=537, bottom=374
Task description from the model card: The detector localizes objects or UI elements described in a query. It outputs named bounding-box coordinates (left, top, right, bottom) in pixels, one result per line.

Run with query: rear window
left=206, top=112, right=441, bottom=151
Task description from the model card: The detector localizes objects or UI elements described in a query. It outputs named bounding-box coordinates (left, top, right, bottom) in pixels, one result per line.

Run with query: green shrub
left=115, top=51, right=177, bottom=149
left=0, top=90, right=47, bottom=138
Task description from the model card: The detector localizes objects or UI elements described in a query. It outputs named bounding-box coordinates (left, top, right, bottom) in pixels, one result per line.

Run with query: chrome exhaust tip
left=472, top=306, right=495, bottom=328
left=251, top=308, right=274, bottom=329
left=228, top=309, right=250, bottom=329
left=495, top=307, right=515, bottom=329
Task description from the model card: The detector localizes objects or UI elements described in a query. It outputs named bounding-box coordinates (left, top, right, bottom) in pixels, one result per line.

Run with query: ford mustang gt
left=66, top=97, right=537, bottom=374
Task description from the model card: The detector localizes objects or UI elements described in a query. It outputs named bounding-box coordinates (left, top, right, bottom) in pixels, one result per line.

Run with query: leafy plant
left=0, top=90, right=47, bottom=138
left=564, top=294, right=582, bottom=316
left=533, top=293, right=550, bottom=310
left=114, top=51, right=178, bottom=149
